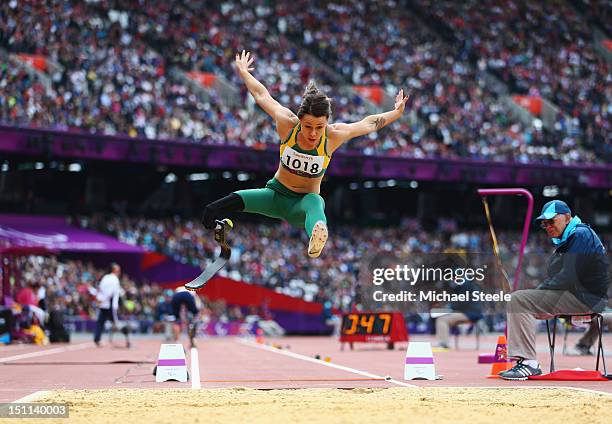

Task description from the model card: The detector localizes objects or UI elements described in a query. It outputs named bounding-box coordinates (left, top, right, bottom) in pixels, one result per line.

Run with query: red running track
left=0, top=333, right=610, bottom=402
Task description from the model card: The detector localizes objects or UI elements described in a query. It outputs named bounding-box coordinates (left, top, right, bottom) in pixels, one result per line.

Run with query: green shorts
left=234, top=178, right=326, bottom=236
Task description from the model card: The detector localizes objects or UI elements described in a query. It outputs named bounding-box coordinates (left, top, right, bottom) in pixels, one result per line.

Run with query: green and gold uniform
left=234, top=123, right=332, bottom=236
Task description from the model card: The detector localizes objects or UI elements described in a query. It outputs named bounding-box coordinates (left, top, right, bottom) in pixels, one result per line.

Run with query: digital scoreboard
left=339, top=312, right=408, bottom=349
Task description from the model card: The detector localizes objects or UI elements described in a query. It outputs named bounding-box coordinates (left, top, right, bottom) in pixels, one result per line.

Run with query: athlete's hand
left=394, top=89, right=409, bottom=114
left=235, top=50, right=255, bottom=76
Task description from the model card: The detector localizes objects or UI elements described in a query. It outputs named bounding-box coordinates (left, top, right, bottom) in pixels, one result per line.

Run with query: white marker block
left=191, top=347, right=201, bottom=389
left=156, top=343, right=188, bottom=383
left=404, top=341, right=436, bottom=381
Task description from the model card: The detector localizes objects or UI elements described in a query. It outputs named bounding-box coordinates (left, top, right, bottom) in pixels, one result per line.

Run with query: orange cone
left=486, top=335, right=512, bottom=378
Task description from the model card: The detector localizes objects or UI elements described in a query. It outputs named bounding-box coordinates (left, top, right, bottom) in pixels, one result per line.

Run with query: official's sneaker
left=499, top=359, right=542, bottom=380
left=308, top=221, right=328, bottom=258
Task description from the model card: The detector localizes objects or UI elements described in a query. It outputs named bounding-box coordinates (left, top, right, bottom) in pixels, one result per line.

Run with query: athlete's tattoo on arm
left=373, top=117, right=386, bottom=130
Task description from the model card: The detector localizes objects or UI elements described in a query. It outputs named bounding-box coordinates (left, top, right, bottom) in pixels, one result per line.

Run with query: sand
left=16, top=387, right=612, bottom=424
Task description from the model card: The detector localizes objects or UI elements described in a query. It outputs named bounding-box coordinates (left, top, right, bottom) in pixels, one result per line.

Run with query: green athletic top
left=279, top=123, right=331, bottom=178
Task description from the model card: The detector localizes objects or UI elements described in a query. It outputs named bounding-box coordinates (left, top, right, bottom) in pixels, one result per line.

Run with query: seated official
left=501, top=200, right=610, bottom=380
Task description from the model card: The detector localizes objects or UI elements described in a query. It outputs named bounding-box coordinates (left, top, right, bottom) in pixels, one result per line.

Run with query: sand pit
left=20, top=387, right=611, bottom=424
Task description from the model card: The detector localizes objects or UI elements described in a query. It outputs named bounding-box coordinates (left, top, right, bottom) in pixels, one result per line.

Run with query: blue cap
left=535, top=200, right=571, bottom=221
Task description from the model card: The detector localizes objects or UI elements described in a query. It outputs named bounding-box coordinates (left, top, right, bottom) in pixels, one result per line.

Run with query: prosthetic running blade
left=185, top=219, right=233, bottom=291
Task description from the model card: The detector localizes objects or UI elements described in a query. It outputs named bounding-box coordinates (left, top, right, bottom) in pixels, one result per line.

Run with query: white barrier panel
left=404, top=341, right=436, bottom=381
left=156, top=344, right=188, bottom=383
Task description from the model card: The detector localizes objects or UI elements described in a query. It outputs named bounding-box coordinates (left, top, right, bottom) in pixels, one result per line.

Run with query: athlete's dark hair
left=297, top=81, right=331, bottom=119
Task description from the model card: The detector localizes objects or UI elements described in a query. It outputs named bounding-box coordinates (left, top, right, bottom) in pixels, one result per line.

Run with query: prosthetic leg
left=188, top=321, right=197, bottom=349
left=185, top=219, right=233, bottom=291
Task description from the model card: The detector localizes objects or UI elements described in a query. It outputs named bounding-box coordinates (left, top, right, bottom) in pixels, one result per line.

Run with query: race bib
left=281, top=146, right=325, bottom=177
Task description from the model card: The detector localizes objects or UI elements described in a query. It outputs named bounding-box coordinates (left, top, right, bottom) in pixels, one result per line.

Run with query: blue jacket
left=537, top=223, right=610, bottom=311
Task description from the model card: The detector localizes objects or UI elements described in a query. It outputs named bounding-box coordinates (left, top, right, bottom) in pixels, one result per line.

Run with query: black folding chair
left=546, top=313, right=607, bottom=374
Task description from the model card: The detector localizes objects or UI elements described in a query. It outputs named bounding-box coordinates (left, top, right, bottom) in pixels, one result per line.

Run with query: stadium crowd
left=0, top=0, right=376, bottom=149
left=0, top=0, right=609, bottom=162
left=414, top=0, right=611, bottom=162
left=0, top=0, right=255, bottom=144
left=280, top=0, right=605, bottom=162
left=83, top=0, right=399, bottom=153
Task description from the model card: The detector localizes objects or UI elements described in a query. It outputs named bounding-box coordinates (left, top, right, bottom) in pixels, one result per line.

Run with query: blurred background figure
left=93, top=263, right=122, bottom=347
left=170, top=287, right=201, bottom=348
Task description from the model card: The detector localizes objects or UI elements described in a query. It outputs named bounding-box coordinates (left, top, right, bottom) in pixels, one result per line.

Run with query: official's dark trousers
left=94, top=308, right=114, bottom=343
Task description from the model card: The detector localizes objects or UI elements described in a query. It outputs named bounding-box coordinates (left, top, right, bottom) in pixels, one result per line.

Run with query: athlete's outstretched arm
left=235, top=50, right=297, bottom=127
left=330, top=89, right=409, bottom=147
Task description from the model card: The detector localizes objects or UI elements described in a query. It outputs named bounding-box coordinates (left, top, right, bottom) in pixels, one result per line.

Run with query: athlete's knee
left=202, top=193, right=244, bottom=229
left=303, top=193, right=323, bottom=201
left=303, top=193, right=325, bottom=208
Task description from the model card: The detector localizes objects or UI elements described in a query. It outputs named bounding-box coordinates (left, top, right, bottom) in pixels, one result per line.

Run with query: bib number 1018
left=283, top=152, right=321, bottom=175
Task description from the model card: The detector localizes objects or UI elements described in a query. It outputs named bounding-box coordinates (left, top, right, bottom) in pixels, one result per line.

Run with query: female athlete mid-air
left=202, top=50, right=409, bottom=259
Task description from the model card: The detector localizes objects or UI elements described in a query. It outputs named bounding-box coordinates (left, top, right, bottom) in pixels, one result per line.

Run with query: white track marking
left=12, top=390, right=52, bottom=403
left=238, top=340, right=612, bottom=393
left=237, top=339, right=416, bottom=388
left=0, top=343, right=91, bottom=363
left=191, top=347, right=201, bottom=389
left=460, top=385, right=612, bottom=397
left=561, top=386, right=612, bottom=396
